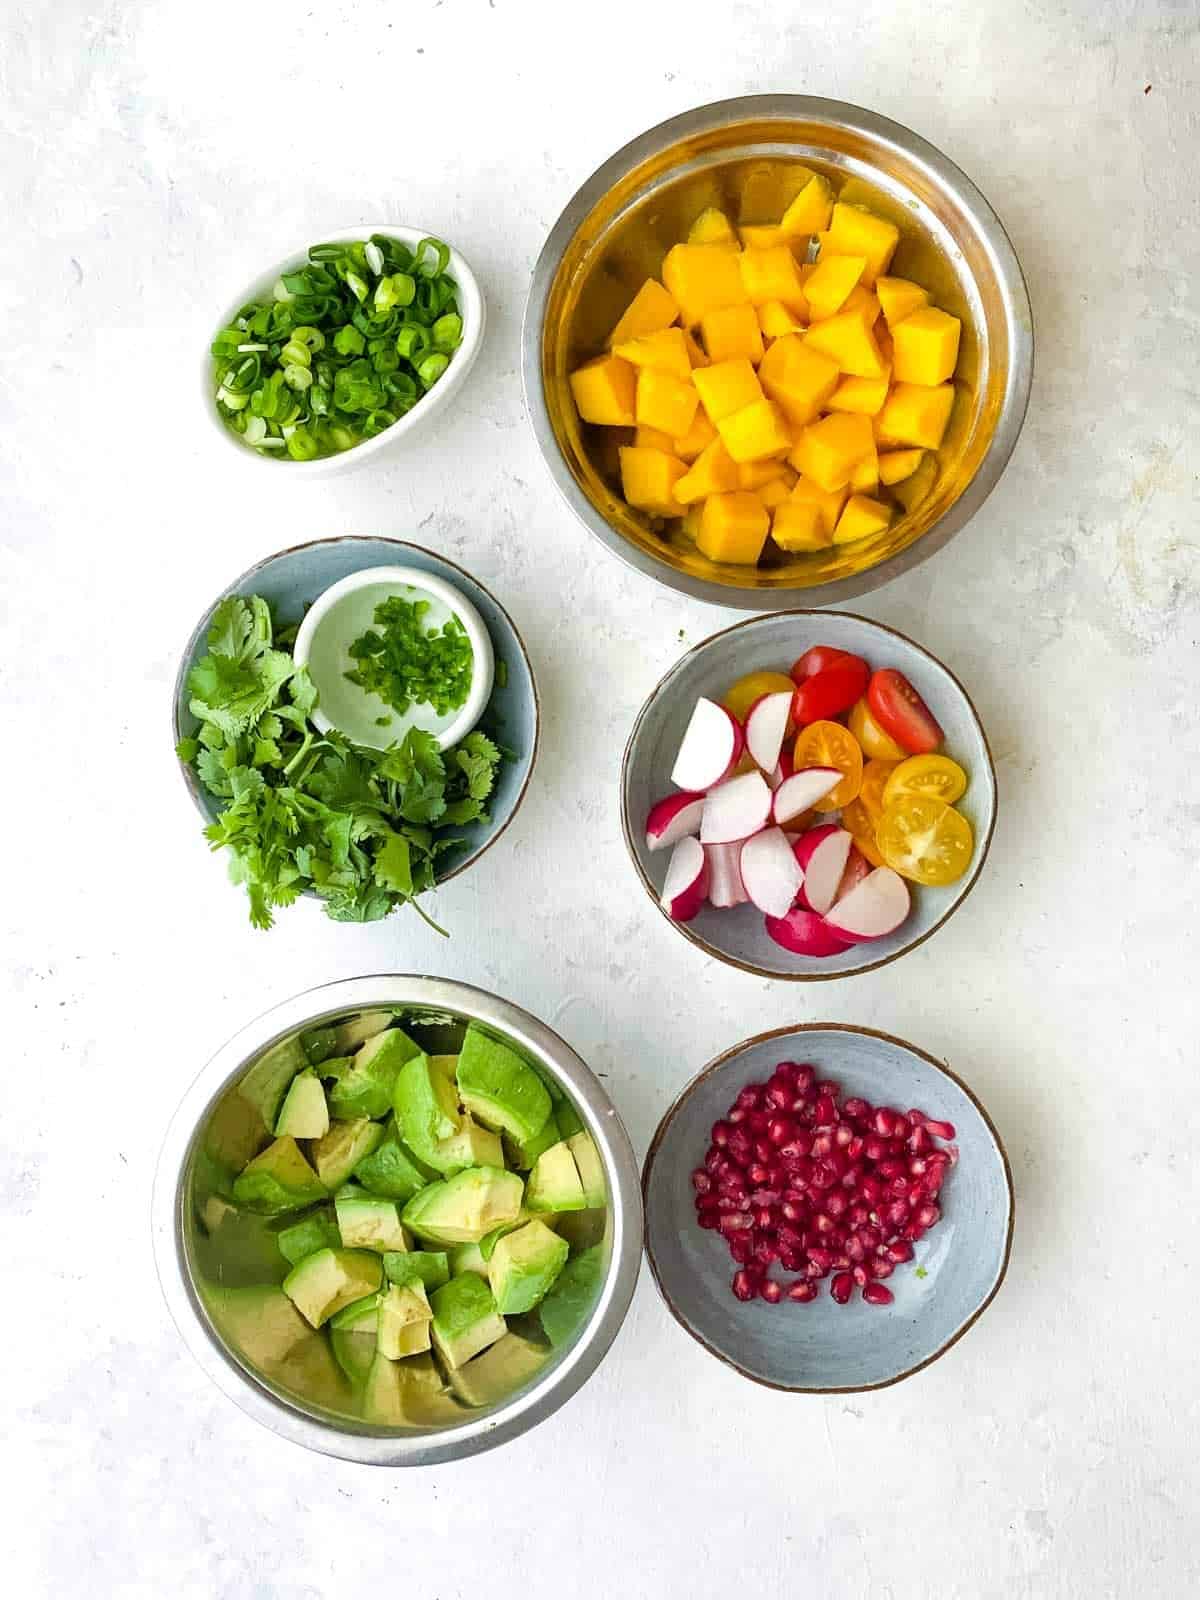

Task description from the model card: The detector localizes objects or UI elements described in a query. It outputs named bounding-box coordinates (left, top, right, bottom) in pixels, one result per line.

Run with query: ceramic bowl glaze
left=621, top=610, right=995, bottom=979
left=643, top=1024, right=1013, bottom=1391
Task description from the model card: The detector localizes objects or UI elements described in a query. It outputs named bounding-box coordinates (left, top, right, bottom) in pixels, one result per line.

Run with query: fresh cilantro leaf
left=374, top=829, right=413, bottom=896
left=175, top=736, right=199, bottom=763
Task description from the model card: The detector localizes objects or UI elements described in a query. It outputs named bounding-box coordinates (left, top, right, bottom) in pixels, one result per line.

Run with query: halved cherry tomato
left=866, top=669, right=944, bottom=755
left=722, top=670, right=796, bottom=726
left=841, top=797, right=885, bottom=866
left=790, top=645, right=866, bottom=684
left=858, top=758, right=900, bottom=822
left=792, top=720, right=863, bottom=811
left=791, top=657, right=870, bottom=727
left=877, top=796, right=973, bottom=885
left=882, top=754, right=968, bottom=808
left=848, top=697, right=907, bottom=761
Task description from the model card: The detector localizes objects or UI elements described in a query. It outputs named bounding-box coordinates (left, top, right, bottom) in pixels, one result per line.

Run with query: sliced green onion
left=243, top=415, right=267, bottom=445
left=286, top=426, right=319, bottom=461
left=413, top=237, right=451, bottom=279
left=290, top=325, right=325, bottom=353
left=308, top=242, right=346, bottom=263
left=310, top=384, right=331, bottom=416
left=283, top=362, right=312, bottom=391
left=280, top=340, right=311, bottom=369
left=415, top=352, right=449, bottom=388
left=272, top=277, right=294, bottom=302
left=395, top=323, right=430, bottom=362
left=361, top=409, right=398, bottom=438
left=432, top=313, right=462, bottom=352
left=345, top=270, right=369, bottom=303
left=364, top=241, right=385, bottom=276
left=333, top=325, right=365, bottom=357
left=375, top=272, right=415, bottom=313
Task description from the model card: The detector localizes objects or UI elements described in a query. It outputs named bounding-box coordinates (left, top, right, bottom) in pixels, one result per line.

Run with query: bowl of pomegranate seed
left=642, top=1023, right=1012, bottom=1391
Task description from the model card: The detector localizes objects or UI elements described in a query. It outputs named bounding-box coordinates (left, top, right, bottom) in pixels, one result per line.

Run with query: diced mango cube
left=892, top=451, right=939, bottom=512
left=738, top=224, right=787, bottom=249
left=607, top=278, right=680, bottom=348
left=681, top=503, right=703, bottom=541
left=771, top=499, right=830, bottom=552
left=688, top=208, right=737, bottom=247
left=674, top=438, right=740, bottom=503
left=833, top=493, right=892, bottom=544
left=636, top=368, right=700, bottom=437
left=790, top=476, right=848, bottom=537
left=803, top=307, right=886, bottom=378
left=758, top=336, right=840, bottom=425
left=737, top=458, right=792, bottom=491
left=697, top=492, right=771, bottom=565
left=840, top=286, right=881, bottom=324
left=692, top=359, right=763, bottom=423
left=635, top=425, right=676, bottom=451
left=804, top=255, right=867, bottom=320
left=700, top=303, right=765, bottom=366
left=820, top=203, right=900, bottom=286
left=618, top=446, right=688, bottom=516
left=612, top=327, right=692, bottom=380
left=662, top=243, right=750, bottom=325
left=683, top=330, right=709, bottom=369
left=779, top=174, right=835, bottom=238
left=717, top=398, right=793, bottom=463
left=826, top=371, right=891, bottom=416
left=757, top=299, right=805, bottom=340
left=876, top=382, right=956, bottom=449
left=758, top=473, right=796, bottom=510
left=876, top=276, right=930, bottom=330
left=738, top=246, right=809, bottom=311
left=789, top=413, right=875, bottom=492
left=878, top=448, right=925, bottom=485
left=569, top=355, right=636, bottom=426
left=890, top=307, right=962, bottom=386
left=739, top=164, right=814, bottom=225
left=673, top=407, right=718, bottom=462
left=850, top=449, right=879, bottom=494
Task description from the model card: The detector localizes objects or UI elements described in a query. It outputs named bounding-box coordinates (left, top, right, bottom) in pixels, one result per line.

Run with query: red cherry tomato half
left=790, top=645, right=866, bottom=685
left=792, top=658, right=871, bottom=727
left=866, top=669, right=944, bottom=755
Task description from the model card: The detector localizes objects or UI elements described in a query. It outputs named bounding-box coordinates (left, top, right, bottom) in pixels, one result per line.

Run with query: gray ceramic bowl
left=621, top=610, right=996, bottom=979
left=174, top=536, right=538, bottom=900
left=643, top=1024, right=1013, bottom=1391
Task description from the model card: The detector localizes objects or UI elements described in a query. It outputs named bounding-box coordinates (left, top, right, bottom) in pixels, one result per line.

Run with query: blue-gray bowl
left=173, top=536, right=539, bottom=899
left=643, top=1024, right=1013, bottom=1391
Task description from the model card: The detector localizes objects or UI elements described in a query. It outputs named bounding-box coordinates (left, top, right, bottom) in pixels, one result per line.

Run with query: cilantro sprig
left=176, top=596, right=505, bottom=931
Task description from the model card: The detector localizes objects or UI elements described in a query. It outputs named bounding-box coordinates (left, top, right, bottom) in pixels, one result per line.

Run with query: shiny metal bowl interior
left=152, top=976, right=643, bottom=1466
left=524, top=95, right=1033, bottom=608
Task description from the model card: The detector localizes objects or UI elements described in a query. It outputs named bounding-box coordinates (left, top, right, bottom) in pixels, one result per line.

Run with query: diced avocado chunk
left=539, top=1245, right=604, bottom=1348
left=311, top=1118, right=385, bottom=1189
left=429, top=1273, right=507, bottom=1369
left=276, top=1209, right=340, bottom=1267
left=232, top=1137, right=327, bottom=1215
left=329, top=1290, right=383, bottom=1332
left=274, top=1069, right=330, bottom=1140
left=449, top=1241, right=488, bottom=1278
left=429, top=1114, right=504, bottom=1176
left=330, top=1327, right=376, bottom=1389
left=429, top=1053, right=459, bottom=1083
left=526, top=1141, right=586, bottom=1214
left=402, top=1166, right=524, bottom=1245
left=335, top=1186, right=411, bottom=1252
left=300, top=1024, right=339, bottom=1066
left=567, top=1131, right=606, bottom=1208
left=504, top=1116, right=560, bottom=1171
left=352, top=1118, right=435, bottom=1201
left=282, top=1247, right=382, bottom=1327
left=328, top=1028, right=422, bottom=1120
left=553, top=1208, right=607, bottom=1252
left=554, top=1099, right=585, bottom=1140
left=203, top=1088, right=269, bottom=1176
left=237, top=1036, right=308, bottom=1131
left=487, top=1220, right=569, bottom=1315
left=456, top=1026, right=553, bottom=1146
left=393, top=1052, right=463, bottom=1167
left=204, top=1285, right=348, bottom=1410
left=377, top=1281, right=433, bottom=1360
left=478, top=1208, right=543, bottom=1261
left=362, top=1351, right=461, bottom=1427
left=321, top=1009, right=396, bottom=1058
left=383, top=1250, right=450, bottom=1292
left=448, top=1332, right=549, bottom=1408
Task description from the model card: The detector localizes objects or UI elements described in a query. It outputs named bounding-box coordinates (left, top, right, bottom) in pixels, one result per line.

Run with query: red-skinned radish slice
left=833, top=843, right=871, bottom=905
left=739, top=826, right=805, bottom=918
left=824, top=866, right=910, bottom=941
left=700, top=771, right=773, bottom=845
left=772, top=766, right=842, bottom=825
left=764, top=748, right=794, bottom=791
left=743, top=691, right=793, bottom=776
left=645, top=792, right=705, bottom=852
left=704, top=842, right=748, bottom=908
left=670, top=699, right=744, bottom=791
left=764, top=906, right=854, bottom=957
left=792, top=825, right=853, bottom=916
left=659, top=836, right=709, bottom=921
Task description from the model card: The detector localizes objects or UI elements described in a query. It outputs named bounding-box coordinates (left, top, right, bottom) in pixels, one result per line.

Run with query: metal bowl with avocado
left=152, top=976, right=642, bottom=1465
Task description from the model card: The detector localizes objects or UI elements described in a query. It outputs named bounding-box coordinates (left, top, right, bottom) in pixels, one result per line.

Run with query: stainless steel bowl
left=152, top=976, right=643, bottom=1465
left=523, top=95, right=1033, bottom=609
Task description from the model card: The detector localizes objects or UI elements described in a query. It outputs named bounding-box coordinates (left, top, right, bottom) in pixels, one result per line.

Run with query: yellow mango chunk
left=738, top=246, right=809, bottom=311
left=891, top=307, right=962, bottom=386
left=662, top=243, right=750, bottom=325
left=757, top=299, right=805, bottom=340
left=569, top=355, right=636, bottom=426
left=701, top=303, right=765, bottom=366
left=759, top=473, right=796, bottom=510
left=697, top=492, right=771, bottom=565
left=771, top=499, right=831, bottom=552
left=878, top=448, right=925, bottom=485
left=821, top=203, right=900, bottom=286
left=804, top=255, right=867, bottom=320
left=790, top=476, right=848, bottom=537
left=688, top=208, right=737, bottom=247
left=758, top=336, right=840, bottom=426
left=672, top=407, right=718, bottom=462
left=850, top=449, right=879, bottom=494
left=674, top=438, right=740, bottom=503
left=738, top=224, right=787, bottom=249
left=876, top=276, right=930, bottom=330
left=833, top=493, right=892, bottom=544
left=607, top=279, right=679, bottom=348
left=877, top=382, right=956, bottom=449
left=803, top=307, right=886, bottom=378
left=681, top=503, right=703, bottom=541
left=789, top=413, right=875, bottom=492
left=619, top=446, right=687, bottom=517
left=739, top=164, right=815, bottom=224
left=738, top=458, right=791, bottom=491
left=779, top=174, right=834, bottom=238
left=692, top=359, right=763, bottom=423
left=683, top=330, right=709, bottom=369
left=840, top=286, right=881, bottom=324
left=892, top=451, right=939, bottom=512
left=718, top=398, right=793, bottom=463
left=826, top=371, right=891, bottom=416
left=612, top=327, right=692, bottom=380
left=635, top=425, right=676, bottom=451
left=636, top=368, right=700, bottom=437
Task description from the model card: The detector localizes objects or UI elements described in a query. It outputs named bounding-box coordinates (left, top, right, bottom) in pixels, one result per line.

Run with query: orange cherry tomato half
left=840, top=797, right=885, bottom=867
left=792, top=720, right=863, bottom=811
left=858, top=758, right=900, bottom=823
left=866, top=669, right=944, bottom=755
left=876, top=795, right=974, bottom=886
left=848, top=697, right=908, bottom=762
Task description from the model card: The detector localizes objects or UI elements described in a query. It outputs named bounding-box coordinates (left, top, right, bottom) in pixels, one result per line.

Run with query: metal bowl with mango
left=523, top=95, right=1033, bottom=608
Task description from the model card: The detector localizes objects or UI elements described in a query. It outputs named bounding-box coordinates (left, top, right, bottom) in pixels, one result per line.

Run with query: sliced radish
left=739, top=827, right=805, bottom=918
left=659, top=836, right=709, bottom=922
left=772, top=766, right=842, bottom=825
left=764, top=906, right=854, bottom=957
left=834, top=844, right=872, bottom=905
left=824, top=866, right=911, bottom=942
left=671, top=699, right=744, bottom=792
left=700, top=771, right=773, bottom=845
left=645, top=792, right=705, bottom=852
left=704, top=842, right=748, bottom=909
left=793, top=825, right=853, bottom=916
left=764, top=745, right=794, bottom=791
left=744, top=692, right=793, bottom=776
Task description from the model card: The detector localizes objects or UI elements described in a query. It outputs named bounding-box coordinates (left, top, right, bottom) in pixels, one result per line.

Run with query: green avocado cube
left=567, top=1132, right=606, bottom=1208
left=402, top=1166, right=524, bottom=1245
left=539, top=1245, right=604, bottom=1349
left=487, top=1220, right=569, bottom=1315
left=478, top=1209, right=543, bottom=1261
left=554, top=1099, right=585, bottom=1140
left=449, top=1241, right=488, bottom=1278
left=276, top=1209, right=341, bottom=1266
left=429, top=1115, right=504, bottom=1176
left=429, top=1274, right=507, bottom=1369
left=377, top=1282, right=433, bottom=1360
left=428, top=1053, right=459, bottom=1083
left=308, top=1010, right=395, bottom=1063
left=504, top=1116, right=560, bottom=1172
left=330, top=1327, right=376, bottom=1389
left=274, top=1069, right=330, bottom=1140
left=311, top=1119, right=385, bottom=1190
left=329, top=1290, right=383, bottom=1332
left=456, top=1026, right=553, bottom=1146
left=237, top=1036, right=309, bottom=1131
left=335, top=1187, right=410, bottom=1252
left=232, top=1137, right=327, bottom=1215
left=282, top=1247, right=382, bottom=1328
left=448, top=1332, right=549, bottom=1408
left=352, top=1118, right=435, bottom=1201
left=525, top=1141, right=586, bottom=1214
left=361, top=1351, right=461, bottom=1427
left=328, top=1028, right=422, bottom=1120
left=382, top=1250, right=450, bottom=1292
left=393, top=1053, right=463, bottom=1168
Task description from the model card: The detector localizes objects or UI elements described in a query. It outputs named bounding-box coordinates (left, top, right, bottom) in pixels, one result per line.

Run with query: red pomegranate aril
left=780, top=1248, right=805, bottom=1272
left=696, top=1207, right=719, bottom=1229
left=847, top=1202, right=870, bottom=1227
left=915, top=1201, right=941, bottom=1229
left=815, top=1094, right=837, bottom=1126
left=792, top=1097, right=817, bottom=1122
left=809, top=1163, right=836, bottom=1190
left=869, top=1256, right=895, bottom=1279
left=845, top=1235, right=865, bottom=1262
left=806, top=1246, right=834, bottom=1269
left=727, top=1131, right=752, bottom=1166
left=907, top=1124, right=931, bottom=1154
left=704, top=1148, right=725, bottom=1176
left=862, top=1282, right=894, bottom=1306
left=824, top=1191, right=848, bottom=1219
left=831, top=1253, right=851, bottom=1270
left=767, top=1116, right=795, bottom=1146
left=906, top=1106, right=930, bottom=1127
left=852, top=1264, right=869, bottom=1287
left=750, top=1189, right=781, bottom=1209
left=813, top=1212, right=838, bottom=1236
left=860, top=1174, right=884, bottom=1204
left=788, top=1280, right=819, bottom=1303
left=877, top=1158, right=906, bottom=1179
left=754, top=1235, right=780, bottom=1263
left=810, top=1131, right=835, bottom=1160
left=731, top=1269, right=759, bottom=1301
left=804, top=1258, right=830, bottom=1280
left=753, top=1208, right=774, bottom=1231
left=903, top=1222, right=926, bottom=1242
left=728, top=1235, right=754, bottom=1264
left=746, top=1162, right=771, bottom=1186
left=847, top=1135, right=865, bottom=1159
left=718, top=1211, right=754, bottom=1235
left=780, top=1201, right=806, bottom=1224
left=908, top=1156, right=928, bottom=1177
left=924, top=1118, right=956, bottom=1140
left=887, top=1240, right=915, bottom=1262
left=792, top=1064, right=816, bottom=1094
left=886, top=1198, right=910, bottom=1229
left=863, top=1136, right=887, bottom=1162
left=691, top=1168, right=713, bottom=1194
left=834, top=1123, right=855, bottom=1149
left=830, top=1272, right=854, bottom=1305
left=923, top=1167, right=947, bottom=1196
left=888, top=1175, right=911, bottom=1199
left=736, top=1085, right=762, bottom=1111
left=747, top=1111, right=771, bottom=1137
left=711, top=1120, right=733, bottom=1147
left=873, top=1108, right=897, bottom=1137
left=727, top=1107, right=747, bottom=1125
left=815, top=1078, right=839, bottom=1097
left=753, top=1136, right=774, bottom=1164
left=841, top=1096, right=871, bottom=1122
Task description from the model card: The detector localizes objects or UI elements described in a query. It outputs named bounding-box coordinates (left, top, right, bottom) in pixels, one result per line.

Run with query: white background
left=4, top=0, right=1199, bottom=1595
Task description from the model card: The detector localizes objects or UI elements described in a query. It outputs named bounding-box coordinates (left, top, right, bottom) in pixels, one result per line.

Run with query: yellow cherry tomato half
left=722, top=670, right=796, bottom=727
left=848, top=697, right=907, bottom=762
left=876, top=796, right=974, bottom=886
left=882, top=753, right=968, bottom=808
left=858, top=758, right=900, bottom=823
left=840, top=797, right=885, bottom=867
left=792, top=720, right=863, bottom=811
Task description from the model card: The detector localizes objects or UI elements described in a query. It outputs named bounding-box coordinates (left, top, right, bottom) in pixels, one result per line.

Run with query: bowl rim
left=620, top=609, right=997, bottom=980
left=641, top=1020, right=1015, bottom=1394
left=522, top=93, right=1034, bottom=610
left=151, top=975, right=644, bottom=1465
left=171, top=535, right=540, bottom=890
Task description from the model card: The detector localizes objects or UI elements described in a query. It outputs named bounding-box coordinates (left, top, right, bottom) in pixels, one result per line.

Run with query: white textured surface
left=4, top=1, right=1199, bottom=1595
